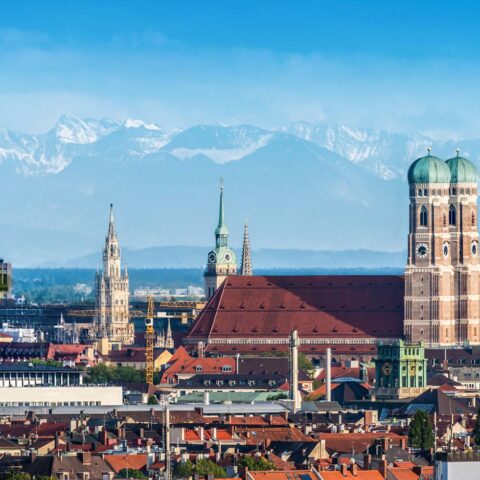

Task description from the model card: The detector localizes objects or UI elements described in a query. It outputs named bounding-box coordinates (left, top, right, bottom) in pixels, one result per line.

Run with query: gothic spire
left=165, top=318, right=174, bottom=349
left=108, top=203, right=116, bottom=238
left=240, top=220, right=253, bottom=276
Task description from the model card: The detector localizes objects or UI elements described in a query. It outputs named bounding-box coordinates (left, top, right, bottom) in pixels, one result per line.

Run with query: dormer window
left=222, top=365, right=232, bottom=372
left=195, top=365, right=203, bottom=373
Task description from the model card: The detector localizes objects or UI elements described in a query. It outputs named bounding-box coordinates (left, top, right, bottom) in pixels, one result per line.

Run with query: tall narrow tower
left=95, top=204, right=134, bottom=347
left=404, top=151, right=454, bottom=346
left=445, top=151, right=480, bottom=344
left=289, top=330, right=300, bottom=412
left=204, top=183, right=237, bottom=300
left=240, top=221, right=253, bottom=276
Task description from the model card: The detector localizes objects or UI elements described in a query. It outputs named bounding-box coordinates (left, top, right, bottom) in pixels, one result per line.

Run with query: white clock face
left=208, top=251, right=216, bottom=263
left=443, top=242, right=449, bottom=257
left=472, top=242, right=478, bottom=256
left=417, top=243, right=428, bottom=258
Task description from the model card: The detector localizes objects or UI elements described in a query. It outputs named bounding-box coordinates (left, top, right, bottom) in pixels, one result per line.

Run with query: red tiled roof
left=161, top=357, right=236, bottom=382
left=248, top=470, right=317, bottom=480
left=319, top=432, right=406, bottom=454
left=104, top=454, right=148, bottom=473
left=319, top=470, right=384, bottom=479
left=187, top=276, right=403, bottom=348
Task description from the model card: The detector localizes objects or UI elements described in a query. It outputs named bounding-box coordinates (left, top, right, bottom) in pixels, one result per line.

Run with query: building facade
left=95, top=204, right=134, bottom=347
left=204, top=184, right=237, bottom=300
left=374, top=340, right=427, bottom=399
left=0, top=259, right=12, bottom=302
left=405, top=150, right=480, bottom=346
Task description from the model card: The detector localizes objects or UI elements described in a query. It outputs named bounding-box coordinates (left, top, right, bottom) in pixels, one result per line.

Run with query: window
left=443, top=213, right=447, bottom=227
left=222, top=365, right=232, bottom=372
left=449, top=205, right=456, bottom=226
left=195, top=365, right=203, bottom=373
left=420, top=206, right=428, bottom=226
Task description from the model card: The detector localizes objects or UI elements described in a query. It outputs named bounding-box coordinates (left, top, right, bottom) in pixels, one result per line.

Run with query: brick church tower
left=405, top=150, right=480, bottom=346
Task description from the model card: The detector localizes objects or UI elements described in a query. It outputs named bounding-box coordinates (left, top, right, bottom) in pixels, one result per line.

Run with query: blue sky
left=2, top=0, right=480, bottom=138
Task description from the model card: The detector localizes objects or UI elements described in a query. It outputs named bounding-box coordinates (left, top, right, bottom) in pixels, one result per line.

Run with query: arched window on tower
left=420, top=206, right=428, bottom=226
left=449, top=205, right=456, bottom=226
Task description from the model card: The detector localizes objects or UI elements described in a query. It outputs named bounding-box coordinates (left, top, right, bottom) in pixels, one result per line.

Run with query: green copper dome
left=446, top=153, right=479, bottom=183
left=407, top=153, right=451, bottom=184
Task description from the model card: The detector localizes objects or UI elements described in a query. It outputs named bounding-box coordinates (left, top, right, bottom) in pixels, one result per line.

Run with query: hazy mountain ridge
left=43, top=245, right=406, bottom=269
left=0, top=115, right=474, bottom=267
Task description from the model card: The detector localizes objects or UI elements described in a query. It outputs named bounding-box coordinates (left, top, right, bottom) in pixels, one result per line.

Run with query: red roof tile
left=104, top=454, right=148, bottom=473
left=187, top=276, right=403, bottom=351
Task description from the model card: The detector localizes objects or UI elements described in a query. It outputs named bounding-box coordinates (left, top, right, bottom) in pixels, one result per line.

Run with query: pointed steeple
left=240, top=220, right=253, bottom=276
left=108, top=203, right=116, bottom=238
left=215, top=180, right=229, bottom=246
left=165, top=318, right=174, bottom=348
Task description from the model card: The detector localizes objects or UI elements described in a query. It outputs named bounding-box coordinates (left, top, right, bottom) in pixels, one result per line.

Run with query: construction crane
left=145, top=296, right=155, bottom=385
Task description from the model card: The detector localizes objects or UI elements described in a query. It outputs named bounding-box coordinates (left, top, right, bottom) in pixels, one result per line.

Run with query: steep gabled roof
left=187, top=275, right=403, bottom=348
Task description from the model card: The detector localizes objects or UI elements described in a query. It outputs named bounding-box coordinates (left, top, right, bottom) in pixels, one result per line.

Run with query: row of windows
left=418, top=205, right=475, bottom=227
left=414, top=187, right=476, bottom=196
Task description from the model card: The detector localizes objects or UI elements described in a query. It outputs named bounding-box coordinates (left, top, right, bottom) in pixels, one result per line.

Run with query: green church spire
left=215, top=180, right=229, bottom=246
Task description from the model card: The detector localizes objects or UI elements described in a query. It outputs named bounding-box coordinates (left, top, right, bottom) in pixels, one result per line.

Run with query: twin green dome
left=408, top=150, right=479, bottom=184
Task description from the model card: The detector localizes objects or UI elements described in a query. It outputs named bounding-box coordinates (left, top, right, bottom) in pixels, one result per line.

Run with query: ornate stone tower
left=405, top=150, right=480, bottom=346
left=445, top=152, right=480, bottom=344
left=95, top=204, right=134, bottom=347
left=240, top=220, right=252, bottom=276
left=204, top=183, right=237, bottom=300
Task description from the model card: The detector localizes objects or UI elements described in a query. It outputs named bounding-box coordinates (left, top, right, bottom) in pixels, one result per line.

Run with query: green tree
left=473, top=406, right=480, bottom=445
left=193, top=459, right=227, bottom=478
left=4, top=471, right=31, bottom=480
left=174, top=460, right=194, bottom=479
left=147, top=394, right=158, bottom=405
left=86, top=364, right=144, bottom=384
left=408, top=410, right=435, bottom=450
left=298, top=353, right=315, bottom=378
left=239, top=456, right=276, bottom=471
left=116, top=469, right=147, bottom=479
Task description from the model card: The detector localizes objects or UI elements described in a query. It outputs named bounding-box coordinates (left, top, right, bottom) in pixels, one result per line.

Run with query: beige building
left=95, top=204, right=134, bottom=347
left=405, top=150, right=480, bottom=346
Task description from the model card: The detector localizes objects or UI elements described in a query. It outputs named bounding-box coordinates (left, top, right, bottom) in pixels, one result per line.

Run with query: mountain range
left=0, top=115, right=477, bottom=267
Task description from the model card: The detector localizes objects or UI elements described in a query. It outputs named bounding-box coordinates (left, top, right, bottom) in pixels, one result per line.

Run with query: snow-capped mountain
left=0, top=115, right=478, bottom=266
left=1, top=115, right=474, bottom=179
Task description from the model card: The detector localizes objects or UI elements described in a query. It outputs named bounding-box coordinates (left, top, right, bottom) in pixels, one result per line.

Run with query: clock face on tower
left=416, top=243, right=428, bottom=258
left=224, top=253, right=231, bottom=262
left=381, top=362, right=392, bottom=376
left=208, top=251, right=217, bottom=263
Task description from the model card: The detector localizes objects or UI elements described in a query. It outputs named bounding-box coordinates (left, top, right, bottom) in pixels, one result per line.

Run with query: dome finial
left=456, top=148, right=460, bottom=157
left=427, top=147, right=432, bottom=155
